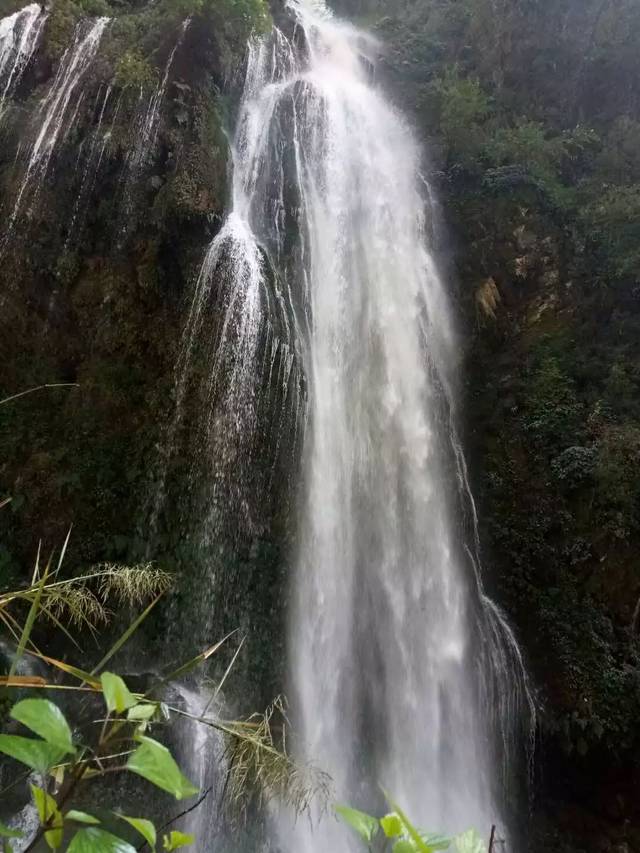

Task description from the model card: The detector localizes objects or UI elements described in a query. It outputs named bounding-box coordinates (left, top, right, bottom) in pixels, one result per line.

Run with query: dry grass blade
left=172, top=696, right=332, bottom=822
left=221, top=698, right=332, bottom=820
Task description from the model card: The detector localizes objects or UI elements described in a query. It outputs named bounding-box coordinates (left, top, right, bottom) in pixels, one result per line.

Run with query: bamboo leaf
left=9, top=551, right=49, bottom=677
left=26, top=653, right=101, bottom=688
left=160, top=630, right=237, bottom=683
left=0, top=823, right=23, bottom=839
left=0, top=675, right=48, bottom=687
left=11, top=699, right=74, bottom=754
left=91, top=596, right=162, bottom=676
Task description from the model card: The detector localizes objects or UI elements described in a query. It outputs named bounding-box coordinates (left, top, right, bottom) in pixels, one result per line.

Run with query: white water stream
left=6, top=15, right=109, bottom=230
left=0, top=3, right=47, bottom=119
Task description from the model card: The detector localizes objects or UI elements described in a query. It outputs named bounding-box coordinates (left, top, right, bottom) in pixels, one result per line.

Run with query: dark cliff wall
left=0, top=0, right=294, bottom=701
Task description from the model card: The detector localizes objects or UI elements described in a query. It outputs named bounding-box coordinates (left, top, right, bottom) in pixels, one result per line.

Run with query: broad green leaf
left=383, top=793, right=430, bottom=853
left=162, top=831, right=194, bottom=850
left=453, top=830, right=486, bottom=853
left=0, top=735, right=66, bottom=773
left=335, top=805, right=379, bottom=843
left=31, top=785, right=63, bottom=850
left=100, top=673, right=138, bottom=714
left=127, top=704, right=157, bottom=722
left=11, top=699, right=74, bottom=754
left=126, top=736, right=198, bottom=800
left=0, top=823, right=23, bottom=839
left=393, top=842, right=416, bottom=853
left=420, top=833, right=452, bottom=850
left=66, top=811, right=100, bottom=825
left=120, top=816, right=156, bottom=849
left=67, top=828, right=137, bottom=852
left=381, top=813, right=403, bottom=838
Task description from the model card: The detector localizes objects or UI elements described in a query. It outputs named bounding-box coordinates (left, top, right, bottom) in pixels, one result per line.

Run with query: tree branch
left=136, top=787, right=212, bottom=851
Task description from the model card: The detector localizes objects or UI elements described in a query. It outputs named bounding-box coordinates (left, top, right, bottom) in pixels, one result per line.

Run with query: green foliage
left=162, top=830, right=194, bottom=850
left=335, top=805, right=379, bottom=843
left=336, top=798, right=482, bottom=853
left=433, top=69, right=491, bottom=168
left=11, top=698, right=74, bottom=753
left=524, top=357, right=583, bottom=447
left=67, top=828, right=136, bottom=852
left=126, top=736, right=199, bottom=799
left=581, top=184, right=640, bottom=282
left=114, top=50, right=157, bottom=91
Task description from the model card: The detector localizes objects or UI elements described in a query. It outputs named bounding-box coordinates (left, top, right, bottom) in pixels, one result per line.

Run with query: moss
left=113, top=48, right=157, bottom=91
left=43, top=0, right=82, bottom=62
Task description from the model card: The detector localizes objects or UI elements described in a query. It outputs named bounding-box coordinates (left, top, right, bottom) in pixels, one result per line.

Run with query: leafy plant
left=336, top=796, right=491, bottom=853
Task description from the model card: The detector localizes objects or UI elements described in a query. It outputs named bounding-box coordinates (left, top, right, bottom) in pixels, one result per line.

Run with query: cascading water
left=169, top=0, right=534, bottom=847
left=144, top=0, right=533, bottom=846
left=0, top=3, right=47, bottom=119
left=277, top=3, right=507, bottom=844
left=6, top=15, right=109, bottom=230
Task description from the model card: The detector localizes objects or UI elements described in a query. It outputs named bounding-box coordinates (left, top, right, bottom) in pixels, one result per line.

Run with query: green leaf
left=120, top=816, right=156, bottom=849
left=100, top=673, right=138, bottom=714
left=31, top=785, right=63, bottom=849
left=66, top=811, right=100, bottom=825
left=162, top=831, right=194, bottom=850
left=381, top=813, right=403, bottom=838
left=11, top=699, right=74, bottom=754
left=453, top=830, right=487, bottom=853
left=335, top=804, right=379, bottom=843
left=0, top=823, right=23, bottom=839
left=383, top=794, right=431, bottom=853
left=92, top=596, right=162, bottom=676
left=420, top=833, right=452, bottom=850
left=67, top=828, right=137, bottom=852
left=127, top=704, right=157, bottom=722
left=0, top=734, right=66, bottom=773
left=126, top=736, right=198, bottom=800
left=9, top=550, right=49, bottom=678
left=393, top=842, right=416, bottom=853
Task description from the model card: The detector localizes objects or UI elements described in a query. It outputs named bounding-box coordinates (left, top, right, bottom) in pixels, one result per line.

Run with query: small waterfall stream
left=0, top=3, right=47, bottom=118
left=6, top=15, right=109, bottom=230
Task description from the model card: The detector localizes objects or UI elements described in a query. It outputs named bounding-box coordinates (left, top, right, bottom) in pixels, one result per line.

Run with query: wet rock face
left=0, top=0, right=258, bottom=585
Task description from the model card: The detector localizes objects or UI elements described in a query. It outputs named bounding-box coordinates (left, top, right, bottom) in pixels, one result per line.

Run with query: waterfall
left=152, top=0, right=533, bottom=845
left=129, top=17, right=190, bottom=174
left=180, top=0, right=533, bottom=846
left=0, top=3, right=47, bottom=119
left=145, top=29, right=303, bottom=576
left=277, top=2, right=505, bottom=843
left=6, top=15, right=109, bottom=230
